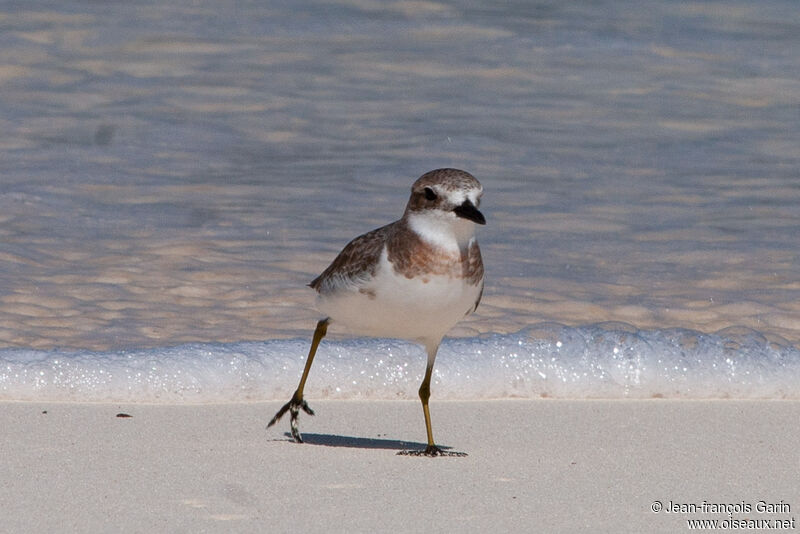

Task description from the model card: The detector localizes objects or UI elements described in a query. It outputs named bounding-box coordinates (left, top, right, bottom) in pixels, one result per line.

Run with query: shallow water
left=1, top=1, right=799, bottom=399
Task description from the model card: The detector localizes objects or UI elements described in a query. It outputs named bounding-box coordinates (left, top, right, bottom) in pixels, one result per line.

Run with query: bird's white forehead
left=429, top=184, right=483, bottom=206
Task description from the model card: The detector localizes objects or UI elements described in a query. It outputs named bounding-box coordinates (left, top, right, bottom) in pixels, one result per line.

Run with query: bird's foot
left=397, top=445, right=467, bottom=457
left=267, top=393, right=314, bottom=443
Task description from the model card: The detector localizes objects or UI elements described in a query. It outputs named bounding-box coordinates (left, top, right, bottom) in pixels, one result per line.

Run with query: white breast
left=315, top=247, right=482, bottom=345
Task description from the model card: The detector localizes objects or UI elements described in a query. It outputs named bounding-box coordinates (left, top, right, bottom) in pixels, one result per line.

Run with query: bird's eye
left=424, top=187, right=437, bottom=201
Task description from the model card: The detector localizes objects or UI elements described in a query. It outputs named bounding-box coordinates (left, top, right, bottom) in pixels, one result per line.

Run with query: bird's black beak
left=453, top=199, right=486, bottom=225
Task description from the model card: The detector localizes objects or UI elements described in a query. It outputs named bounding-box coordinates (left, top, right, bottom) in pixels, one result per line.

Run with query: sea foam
left=2, top=323, right=798, bottom=402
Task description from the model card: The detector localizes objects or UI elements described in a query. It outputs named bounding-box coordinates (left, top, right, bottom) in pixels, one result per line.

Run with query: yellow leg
left=401, top=342, right=466, bottom=457
left=418, top=363, right=438, bottom=453
left=296, top=318, right=328, bottom=399
left=267, top=318, right=329, bottom=442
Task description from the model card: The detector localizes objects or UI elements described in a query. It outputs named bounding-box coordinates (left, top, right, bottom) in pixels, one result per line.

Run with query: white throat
left=407, top=210, right=476, bottom=252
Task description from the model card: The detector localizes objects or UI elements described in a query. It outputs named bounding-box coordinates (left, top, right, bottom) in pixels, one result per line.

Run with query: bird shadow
left=278, top=432, right=455, bottom=453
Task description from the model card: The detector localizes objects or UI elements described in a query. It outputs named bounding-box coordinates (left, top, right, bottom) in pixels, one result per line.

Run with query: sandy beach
left=2, top=399, right=798, bottom=533
left=2, top=3, right=799, bottom=533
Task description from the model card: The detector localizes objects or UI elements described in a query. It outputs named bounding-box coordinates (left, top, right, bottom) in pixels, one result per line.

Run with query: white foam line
left=1, top=325, right=799, bottom=402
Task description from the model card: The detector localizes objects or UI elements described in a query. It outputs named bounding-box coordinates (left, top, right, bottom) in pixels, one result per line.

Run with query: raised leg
left=267, top=318, right=329, bottom=442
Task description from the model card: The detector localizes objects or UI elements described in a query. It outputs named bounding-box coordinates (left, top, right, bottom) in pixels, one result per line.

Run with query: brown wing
left=465, top=240, right=484, bottom=286
left=467, top=240, right=484, bottom=312
left=309, top=222, right=394, bottom=294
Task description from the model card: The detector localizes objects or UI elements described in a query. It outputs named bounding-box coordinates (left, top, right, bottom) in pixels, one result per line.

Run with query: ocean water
left=1, top=1, right=798, bottom=401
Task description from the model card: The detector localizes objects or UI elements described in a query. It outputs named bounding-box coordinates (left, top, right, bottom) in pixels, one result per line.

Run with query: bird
left=267, top=168, right=485, bottom=456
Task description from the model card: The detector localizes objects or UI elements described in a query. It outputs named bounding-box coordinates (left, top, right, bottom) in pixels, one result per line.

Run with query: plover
left=268, top=168, right=485, bottom=456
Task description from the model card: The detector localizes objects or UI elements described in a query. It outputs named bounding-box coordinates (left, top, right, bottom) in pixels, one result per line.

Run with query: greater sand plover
left=268, top=168, right=485, bottom=456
